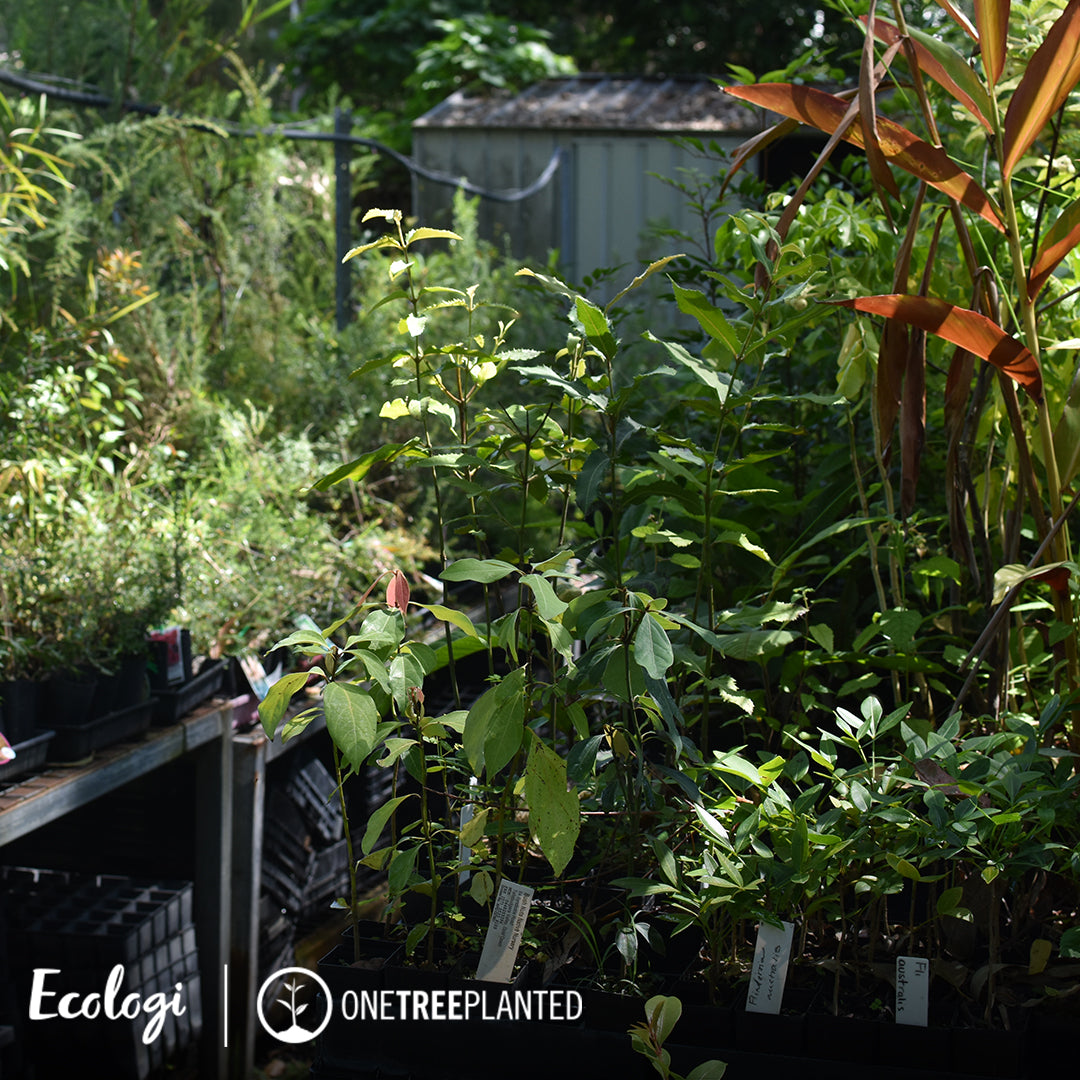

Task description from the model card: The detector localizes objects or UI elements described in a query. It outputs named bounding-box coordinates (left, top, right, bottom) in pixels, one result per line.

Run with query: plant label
left=149, top=627, right=186, bottom=684
left=895, top=956, right=929, bottom=1026
left=745, top=920, right=794, bottom=1014
left=476, top=878, right=533, bottom=983
left=458, top=801, right=475, bottom=884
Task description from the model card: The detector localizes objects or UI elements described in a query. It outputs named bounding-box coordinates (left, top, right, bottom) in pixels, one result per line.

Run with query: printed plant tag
left=476, top=878, right=534, bottom=983
left=895, top=956, right=930, bottom=1026
left=239, top=652, right=271, bottom=701
left=745, top=920, right=794, bottom=1014
left=149, top=627, right=185, bottom=684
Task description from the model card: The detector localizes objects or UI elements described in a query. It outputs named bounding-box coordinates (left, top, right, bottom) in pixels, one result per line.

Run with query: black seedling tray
left=150, top=659, right=226, bottom=726
left=0, top=729, right=54, bottom=783
left=47, top=701, right=152, bottom=763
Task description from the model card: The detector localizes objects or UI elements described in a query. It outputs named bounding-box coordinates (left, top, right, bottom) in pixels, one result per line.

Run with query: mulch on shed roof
left=413, top=75, right=764, bottom=134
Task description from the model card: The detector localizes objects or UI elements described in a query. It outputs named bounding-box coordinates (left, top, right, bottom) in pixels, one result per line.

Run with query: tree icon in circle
left=256, top=967, right=332, bottom=1044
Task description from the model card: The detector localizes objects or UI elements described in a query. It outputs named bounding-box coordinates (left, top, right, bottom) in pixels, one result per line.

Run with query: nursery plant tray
left=150, top=659, right=226, bottom=726
left=0, top=730, right=54, bottom=784
left=48, top=701, right=152, bottom=763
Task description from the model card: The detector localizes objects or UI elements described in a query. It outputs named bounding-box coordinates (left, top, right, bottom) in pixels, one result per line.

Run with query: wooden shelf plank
left=0, top=699, right=232, bottom=847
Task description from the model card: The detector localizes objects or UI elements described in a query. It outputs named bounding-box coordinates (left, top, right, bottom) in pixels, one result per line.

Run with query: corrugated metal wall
left=411, top=128, right=745, bottom=283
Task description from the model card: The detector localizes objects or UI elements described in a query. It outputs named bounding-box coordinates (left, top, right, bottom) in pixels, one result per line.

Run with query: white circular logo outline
left=256, top=966, right=332, bottom=1044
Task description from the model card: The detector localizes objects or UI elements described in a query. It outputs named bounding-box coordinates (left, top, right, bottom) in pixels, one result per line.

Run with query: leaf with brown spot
left=975, top=0, right=1010, bottom=85
left=1029, top=197, right=1080, bottom=300
left=1002, top=0, right=1080, bottom=177
left=724, top=83, right=1004, bottom=230
left=833, top=295, right=1043, bottom=401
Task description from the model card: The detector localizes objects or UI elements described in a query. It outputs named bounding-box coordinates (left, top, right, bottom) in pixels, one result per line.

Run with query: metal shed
left=411, top=75, right=767, bottom=283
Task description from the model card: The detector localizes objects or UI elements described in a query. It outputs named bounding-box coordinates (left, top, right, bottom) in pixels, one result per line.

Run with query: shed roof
left=413, top=75, right=762, bottom=134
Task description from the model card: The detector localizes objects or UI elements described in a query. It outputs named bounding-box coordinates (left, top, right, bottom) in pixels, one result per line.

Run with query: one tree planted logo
left=256, top=967, right=331, bottom=1044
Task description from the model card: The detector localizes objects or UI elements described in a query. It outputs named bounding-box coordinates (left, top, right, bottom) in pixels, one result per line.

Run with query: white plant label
left=458, top=777, right=479, bottom=884
left=745, top=920, right=794, bottom=1014
left=475, top=879, right=534, bottom=983
left=895, top=956, right=929, bottom=1026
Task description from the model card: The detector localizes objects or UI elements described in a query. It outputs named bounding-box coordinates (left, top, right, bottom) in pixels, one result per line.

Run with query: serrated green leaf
left=405, top=226, right=463, bottom=244
left=673, top=283, right=740, bottom=355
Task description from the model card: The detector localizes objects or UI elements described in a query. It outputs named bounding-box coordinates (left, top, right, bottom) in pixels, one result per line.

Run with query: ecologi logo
left=256, top=967, right=331, bottom=1044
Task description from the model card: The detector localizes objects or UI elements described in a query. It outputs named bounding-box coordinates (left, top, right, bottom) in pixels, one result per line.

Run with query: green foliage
left=405, top=15, right=576, bottom=115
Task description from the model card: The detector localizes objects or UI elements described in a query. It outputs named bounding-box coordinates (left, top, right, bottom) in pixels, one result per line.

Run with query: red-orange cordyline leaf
left=387, top=569, right=410, bottom=616
left=866, top=17, right=993, bottom=130
left=975, top=0, right=1010, bottom=85
left=724, top=83, right=1004, bottom=230
left=1029, top=197, right=1080, bottom=300
left=934, top=0, right=978, bottom=39
left=834, top=294, right=1043, bottom=401
left=878, top=184, right=928, bottom=456
left=1002, top=0, right=1080, bottom=177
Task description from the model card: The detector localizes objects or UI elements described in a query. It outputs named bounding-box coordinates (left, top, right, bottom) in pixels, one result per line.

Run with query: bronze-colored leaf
left=1029, top=197, right=1080, bottom=300
left=898, top=213, right=946, bottom=517
left=944, top=346, right=976, bottom=431
left=915, top=758, right=992, bottom=807
left=1029, top=565, right=1072, bottom=592
left=975, top=0, right=1010, bottom=85
left=865, top=17, right=993, bottom=130
left=1002, top=0, right=1080, bottom=177
left=833, top=294, right=1043, bottom=401
left=901, top=326, right=927, bottom=517
left=877, top=320, right=907, bottom=461
left=860, top=1, right=901, bottom=214
left=933, top=0, right=978, bottom=39
left=719, top=117, right=800, bottom=199
left=724, top=83, right=1004, bottom=230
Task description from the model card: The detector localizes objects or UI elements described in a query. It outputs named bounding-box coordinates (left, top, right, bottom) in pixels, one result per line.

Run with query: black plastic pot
left=0, top=678, right=40, bottom=744
left=40, top=667, right=98, bottom=727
